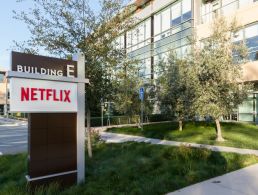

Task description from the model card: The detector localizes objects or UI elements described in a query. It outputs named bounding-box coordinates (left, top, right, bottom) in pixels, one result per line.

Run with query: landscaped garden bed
left=1, top=142, right=258, bottom=194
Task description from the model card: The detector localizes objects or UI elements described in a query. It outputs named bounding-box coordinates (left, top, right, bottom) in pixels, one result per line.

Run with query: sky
left=0, top=0, right=101, bottom=70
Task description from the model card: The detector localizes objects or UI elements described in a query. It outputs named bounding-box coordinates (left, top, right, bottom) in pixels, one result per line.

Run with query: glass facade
left=234, top=23, right=258, bottom=61
left=201, top=0, right=258, bottom=24
left=119, top=0, right=193, bottom=80
left=126, top=18, right=152, bottom=79
left=153, top=0, right=192, bottom=78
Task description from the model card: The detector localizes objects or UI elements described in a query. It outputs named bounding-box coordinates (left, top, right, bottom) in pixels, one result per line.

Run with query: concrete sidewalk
left=93, top=121, right=171, bottom=132
left=167, top=163, right=258, bottom=195
left=100, top=132, right=258, bottom=156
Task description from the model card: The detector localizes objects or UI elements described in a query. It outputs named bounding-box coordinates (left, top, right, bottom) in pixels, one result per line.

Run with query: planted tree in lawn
left=14, top=0, right=136, bottom=156
left=156, top=52, right=198, bottom=131
left=193, top=17, right=250, bottom=141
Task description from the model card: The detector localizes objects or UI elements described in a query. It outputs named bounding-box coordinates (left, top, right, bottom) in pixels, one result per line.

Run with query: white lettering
left=67, top=65, right=75, bottom=77
left=24, top=66, right=30, bottom=73
left=57, top=70, right=63, bottom=76
left=15, top=65, right=66, bottom=76
left=41, top=68, right=47, bottom=75
left=50, top=69, right=57, bottom=76
left=17, top=65, right=23, bottom=72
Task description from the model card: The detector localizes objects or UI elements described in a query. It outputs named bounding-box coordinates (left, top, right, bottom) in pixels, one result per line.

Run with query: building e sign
left=8, top=51, right=87, bottom=187
left=10, top=52, right=78, bottom=112
left=12, top=51, right=77, bottom=77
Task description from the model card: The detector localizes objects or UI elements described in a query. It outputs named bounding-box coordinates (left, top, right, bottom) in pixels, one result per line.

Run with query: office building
left=115, top=0, right=258, bottom=122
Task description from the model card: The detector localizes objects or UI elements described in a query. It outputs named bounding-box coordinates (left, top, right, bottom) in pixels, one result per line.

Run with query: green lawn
left=1, top=143, right=258, bottom=195
left=108, top=121, right=258, bottom=150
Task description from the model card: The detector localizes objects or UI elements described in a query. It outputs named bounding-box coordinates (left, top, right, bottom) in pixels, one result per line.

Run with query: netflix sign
left=10, top=78, right=77, bottom=112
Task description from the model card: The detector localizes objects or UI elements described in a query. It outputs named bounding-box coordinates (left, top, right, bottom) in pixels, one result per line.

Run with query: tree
left=156, top=52, right=197, bottom=131
left=113, top=58, right=142, bottom=117
left=113, top=58, right=154, bottom=124
left=193, top=17, right=250, bottom=141
left=14, top=0, right=136, bottom=156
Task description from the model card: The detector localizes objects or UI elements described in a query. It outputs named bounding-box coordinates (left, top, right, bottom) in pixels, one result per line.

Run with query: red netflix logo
left=21, top=87, right=71, bottom=102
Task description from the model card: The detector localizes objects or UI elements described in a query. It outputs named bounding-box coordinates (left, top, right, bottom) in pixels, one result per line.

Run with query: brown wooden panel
left=30, top=145, right=47, bottom=161
left=29, top=160, right=49, bottom=176
left=28, top=113, right=77, bottom=185
left=30, top=113, right=48, bottom=129
left=63, top=129, right=76, bottom=143
left=47, top=128, right=64, bottom=144
left=30, top=129, right=47, bottom=146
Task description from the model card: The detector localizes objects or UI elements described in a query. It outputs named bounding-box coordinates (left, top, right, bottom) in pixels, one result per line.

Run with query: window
left=161, top=8, right=171, bottom=32
left=234, top=23, right=258, bottom=61
left=145, top=19, right=151, bottom=40
left=0, top=74, right=4, bottom=82
left=126, top=19, right=152, bottom=56
left=139, top=58, right=151, bottom=77
left=221, top=0, right=237, bottom=14
left=171, top=2, right=181, bottom=26
left=245, top=24, right=258, bottom=61
left=233, top=29, right=244, bottom=42
left=138, top=23, right=145, bottom=48
left=127, top=31, right=132, bottom=48
left=145, top=58, right=151, bottom=76
left=245, top=24, right=258, bottom=39
left=182, top=0, right=192, bottom=21
left=154, top=14, right=161, bottom=36
left=239, top=0, right=254, bottom=7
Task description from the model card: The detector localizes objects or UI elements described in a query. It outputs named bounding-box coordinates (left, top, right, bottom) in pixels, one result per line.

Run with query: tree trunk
left=179, top=120, right=183, bottom=131
left=87, top=108, right=92, bottom=158
left=215, top=118, right=225, bottom=142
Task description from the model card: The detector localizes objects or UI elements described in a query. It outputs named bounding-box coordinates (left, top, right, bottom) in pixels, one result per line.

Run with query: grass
left=108, top=121, right=258, bottom=150
left=1, top=142, right=258, bottom=194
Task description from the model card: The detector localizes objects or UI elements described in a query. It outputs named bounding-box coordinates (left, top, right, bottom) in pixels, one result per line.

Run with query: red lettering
left=53, top=89, right=59, bottom=101
left=31, top=88, right=38, bottom=101
left=38, top=88, right=46, bottom=100
left=46, top=89, right=52, bottom=100
left=21, top=87, right=29, bottom=101
left=20, top=87, right=71, bottom=103
left=60, top=90, right=63, bottom=101
left=64, top=90, right=71, bottom=103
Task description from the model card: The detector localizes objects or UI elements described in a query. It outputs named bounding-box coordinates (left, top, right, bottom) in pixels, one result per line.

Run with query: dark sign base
left=28, top=113, right=77, bottom=189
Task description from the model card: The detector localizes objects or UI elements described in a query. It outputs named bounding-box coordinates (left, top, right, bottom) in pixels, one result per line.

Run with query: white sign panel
left=10, top=78, right=78, bottom=112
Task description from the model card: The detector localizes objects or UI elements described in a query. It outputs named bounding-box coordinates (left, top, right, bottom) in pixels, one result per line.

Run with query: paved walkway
left=100, top=132, right=258, bottom=156
left=167, top=163, right=258, bottom=195
left=93, top=121, right=171, bottom=132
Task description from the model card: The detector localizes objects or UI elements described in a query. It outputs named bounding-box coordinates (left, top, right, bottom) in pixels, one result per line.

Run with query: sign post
left=100, top=98, right=104, bottom=127
left=8, top=51, right=89, bottom=187
left=139, top=87, right=144, bottom=131
left=76, top=53, right=85, bottom=183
